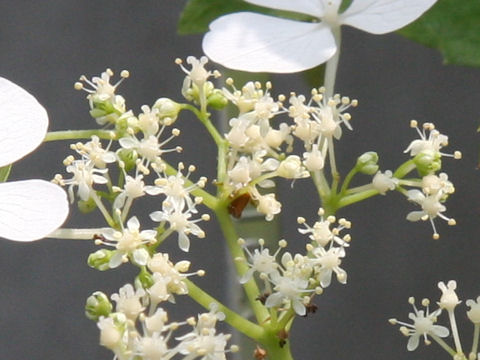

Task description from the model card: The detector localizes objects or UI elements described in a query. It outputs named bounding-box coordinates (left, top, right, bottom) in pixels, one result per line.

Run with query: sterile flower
left=0, top=78, right=69, bottom=241
left=203, top=0, right=437, bottom=72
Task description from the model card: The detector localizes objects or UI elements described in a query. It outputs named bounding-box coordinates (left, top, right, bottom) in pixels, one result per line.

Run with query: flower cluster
left=239, top=208, right=351, bottom=316
left=55, top=69, right=210, bottom=264
left=390, top=281, right=480, bottom=360
left=88, top=281, right=237, bottom=360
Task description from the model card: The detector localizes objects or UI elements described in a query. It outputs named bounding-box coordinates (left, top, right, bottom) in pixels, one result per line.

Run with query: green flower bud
left=88, top=249, right=113, bottom=271
left=356, top=152, right=379, bottom=175
left=413, top=150, right=441, bottom=176
left=135, top=268, right=154, bottom=290
left=78, top=197, right=97, bottom=213
left=116, top=148, right=138, bottom=172
left=85, top=291, right=113, bottom=321
left=207, top=89, right=228, bottom=110
left=153, top=97, right=182, bottom=125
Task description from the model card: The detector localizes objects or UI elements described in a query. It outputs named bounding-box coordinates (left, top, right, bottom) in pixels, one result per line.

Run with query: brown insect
left=227, top=193, right=251, bottom=218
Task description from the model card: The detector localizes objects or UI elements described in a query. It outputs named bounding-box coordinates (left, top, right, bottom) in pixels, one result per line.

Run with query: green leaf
left=0, top=164, right=12, bottom=182
left=398, top=0, right=480, bottom=67
left=178, top=0, right=260, bottom=35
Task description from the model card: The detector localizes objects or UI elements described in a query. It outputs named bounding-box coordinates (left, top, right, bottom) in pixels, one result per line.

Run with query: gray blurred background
left=0, top=1, right=479, bottom=359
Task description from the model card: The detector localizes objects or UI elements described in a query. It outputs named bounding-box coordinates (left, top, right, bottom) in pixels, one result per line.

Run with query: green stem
left=337, top=189, right=379, bottom=209
left=185, top=279, right=264, bottom=340
left=44, top=129, right=115, bottom=142
left=393, top=159, right=416, bottom=179
left=214, top=204, right=270, bottom=324
left=431, top=334, right=457, bottom=357
left=183, top=104, right=225, bottom=147
left=471, top=323, right=479, bottom=357
left=324, top=26, right=341, bottom=98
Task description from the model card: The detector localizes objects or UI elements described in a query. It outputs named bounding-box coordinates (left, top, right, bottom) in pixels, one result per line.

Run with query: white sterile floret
left=100, top=216, right=156, bottom=268
left=0, top=78, right=69, bottom=241
left=203, top=0, right=438, bottom=73
left=391, top=297, right=449, bottom=351
left=111, top=284, right=145, bottom=320
left=466, top=296, right=480, bottom=324
left=372, top=170, right=398, bottom=195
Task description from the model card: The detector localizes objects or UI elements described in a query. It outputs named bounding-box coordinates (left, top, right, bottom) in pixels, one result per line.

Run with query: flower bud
left=136, top=267, right=154, bottom=290
left=356, top=152, right=379, bottom=175
left=207, top=89, right=228, bottom=110
left=153, top=97, right=182, bottom=124
left=88, top=249, right=113, bottom=271
left=413, top=150, right=441, bottom=175
left=85, top=291, right=113, bottom=321
left=116, top=148, right=138, bottom=172
left=78, top=197, right=97, bottom=213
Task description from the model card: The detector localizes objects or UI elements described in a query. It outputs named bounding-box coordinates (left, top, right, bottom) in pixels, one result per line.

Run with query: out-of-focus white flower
left=203, top=0, right=437, bottom=72
left=0, top=78, right=69, bottom=241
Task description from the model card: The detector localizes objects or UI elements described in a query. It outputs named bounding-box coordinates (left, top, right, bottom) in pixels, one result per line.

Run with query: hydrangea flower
left=203, top=0, right=438, bottom=72
left=0, top=78, right=68, bottom=241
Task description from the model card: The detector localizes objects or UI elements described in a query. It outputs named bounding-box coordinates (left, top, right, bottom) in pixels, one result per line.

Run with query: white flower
left=391, top=297, right=449, bottom=351
left=466, top=296, right=480, bottom=324
left=100, top=216, right=156, bottom=268
left=0, top=78, right=69, bottom=241
left=437, top=280, right=461, bottom=311
left=372, top=170, right=397, bottom=195
left=111, top=283, right=145, bottom=320
left=203, top=0, right=437, bottom=72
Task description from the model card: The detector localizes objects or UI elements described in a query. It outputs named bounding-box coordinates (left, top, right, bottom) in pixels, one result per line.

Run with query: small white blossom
left=100, top=216, right=156, bottom=268
left=391, top=297, right=449, bottom=351
left=111, top=284, right=145, bottom=320
left=372, top=170, right=398, bottom=195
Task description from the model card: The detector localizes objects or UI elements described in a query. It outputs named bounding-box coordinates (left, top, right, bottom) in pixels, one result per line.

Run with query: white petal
left=407, top=334, right=419, bottom=351
left=0, top=180, right=69, bottom=241
left=203, top=13, right=336, bottom=73
left=245, top=0, right=324, bottom=17
left=0, top=78, right=48, bottom=167
left=341, top=0, right=437, bottom=34
left=406, top=211, right=425, bottom=222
